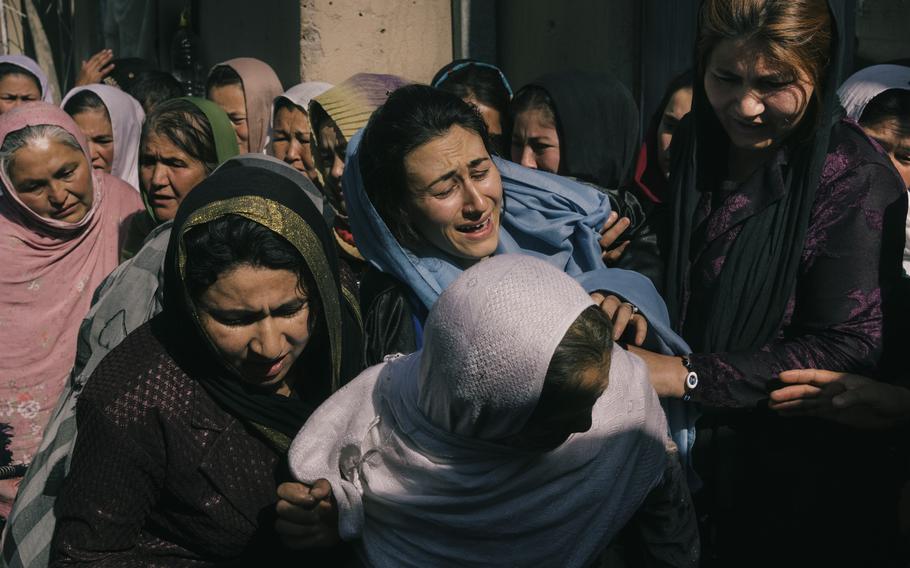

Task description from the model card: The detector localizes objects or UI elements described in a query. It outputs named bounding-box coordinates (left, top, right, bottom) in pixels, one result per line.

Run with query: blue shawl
left=344, top=129, right=697, bottom=475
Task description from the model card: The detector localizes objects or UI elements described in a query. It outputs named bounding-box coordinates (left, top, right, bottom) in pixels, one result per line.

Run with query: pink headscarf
left=0, top=103, right=142, bottom=505
left=210, top=57, right=284, bottom=153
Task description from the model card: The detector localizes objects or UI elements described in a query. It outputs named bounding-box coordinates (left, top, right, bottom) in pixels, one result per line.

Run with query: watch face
left=686, top=372, right=699, bottom=389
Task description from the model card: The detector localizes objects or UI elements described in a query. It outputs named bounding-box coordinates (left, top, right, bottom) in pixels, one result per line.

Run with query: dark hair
left=63, top=89, right=110, bottom=122
left=358, top=84, right=492, bottom=245
left=125, top=70, right=183, bottom=113
left=657, top=70, right=694, bottom=120
left=509, top=85, right=557, bottom=128
left=308, top=101, right=332, bottom=137
left=183, top=214, right=317, bottom=312
left=433, top=61, right=511, bottom=142
left=275, top=96, right=304, bottom=116
left=0, top=63, right=41, bottom=92
left=205, top=65, right=243, bottom=96
left=106, top=57, right=156, bottom=90
left=859, top=89, right=910, bottom=138
left=515, top=306, right=614, bottom=446
left=142, top=98, right=219, bottom=173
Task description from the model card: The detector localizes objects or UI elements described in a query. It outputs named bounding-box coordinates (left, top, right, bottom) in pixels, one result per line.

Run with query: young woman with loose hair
left=632, top=0, right=907, bottom=564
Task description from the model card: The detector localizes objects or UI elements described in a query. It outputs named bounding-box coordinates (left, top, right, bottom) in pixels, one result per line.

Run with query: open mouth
left=456, top=215, right=492, bottom=235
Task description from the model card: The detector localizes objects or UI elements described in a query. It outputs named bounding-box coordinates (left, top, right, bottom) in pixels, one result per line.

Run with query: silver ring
left=622, top=302, right=639, bottom=315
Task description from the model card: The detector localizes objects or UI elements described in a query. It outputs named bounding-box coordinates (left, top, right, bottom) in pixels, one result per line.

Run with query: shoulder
left=360, top=268, right=410, bottom=311
left=820, top=121, right=903, bottom=195
left=96, top=172, right=144, bottom=219
left=79, top=319, right=195, bottom=427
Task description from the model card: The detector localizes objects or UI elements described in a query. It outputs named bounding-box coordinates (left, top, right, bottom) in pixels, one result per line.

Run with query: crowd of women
left=0, top=0, right=907, bottom=566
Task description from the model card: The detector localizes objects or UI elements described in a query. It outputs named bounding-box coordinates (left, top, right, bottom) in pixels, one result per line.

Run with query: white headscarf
left=289, top=254, right=670, bottom=568
left=0, top=55, right=53, bottom=103
left=267, top=81, right=332, bottom=152
left=838, top=64, right=910, bottom=121
left=61, top=84, right=145, bottom=191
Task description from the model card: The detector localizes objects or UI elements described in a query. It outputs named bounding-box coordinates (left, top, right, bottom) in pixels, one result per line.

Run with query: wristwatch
left=681, top=355, right=698, bottom=402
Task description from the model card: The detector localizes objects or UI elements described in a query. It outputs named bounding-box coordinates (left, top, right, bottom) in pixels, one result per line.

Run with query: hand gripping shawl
left=344, top=128, right=697, bottom=469
left=290, top=254, right=670, bottom=567
left=0, top=155, right=330, bottom=568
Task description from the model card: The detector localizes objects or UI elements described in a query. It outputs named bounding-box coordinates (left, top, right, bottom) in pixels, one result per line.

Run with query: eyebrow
left=424, top=157, right=489, bottom=189
left=205, top=298, right=306, bottom=318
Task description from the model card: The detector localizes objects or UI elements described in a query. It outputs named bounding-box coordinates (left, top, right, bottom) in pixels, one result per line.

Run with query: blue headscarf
left=345, top=129, right=698, bottom=476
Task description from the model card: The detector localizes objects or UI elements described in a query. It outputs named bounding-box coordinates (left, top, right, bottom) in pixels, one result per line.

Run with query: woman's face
left=0, top=73, right=40, bottom=115
left=862, top=118, right=910, bottom=189
left=196, top=264, right=312, bottom=395
left=72, top=109, right=114, bottom=174
left=704, top=39, right=815, bottom=152
left=209, top=83, right=249, bottom=153
left=8, top=138, right=93, bottom=223
left=139, top=131, right=209, bottom=221
left=464, top=96, right=504, bottom=154
left=656, top=86, right=693, bottom=177
left=405, top=125, right=502, bottom=263
left=271, top=105, right=318, bottom=182
left=314, top=119, right=347, bottom=216
left=510, top=108, right=561, bottom=173
left=510, top=362, right=610, bottom=451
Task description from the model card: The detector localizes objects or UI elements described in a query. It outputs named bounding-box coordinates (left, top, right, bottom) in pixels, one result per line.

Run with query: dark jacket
left=50, top=321, right=348, bottom=567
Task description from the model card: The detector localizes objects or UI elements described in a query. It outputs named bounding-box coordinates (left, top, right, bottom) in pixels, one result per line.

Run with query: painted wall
left=299, top=0, right=453, bottom=84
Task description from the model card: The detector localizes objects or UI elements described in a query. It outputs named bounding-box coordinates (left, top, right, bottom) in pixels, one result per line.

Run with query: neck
left=727, top=145, right=777, bottom=183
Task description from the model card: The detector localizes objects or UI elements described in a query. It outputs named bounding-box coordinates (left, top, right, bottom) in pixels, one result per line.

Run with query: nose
left=519, top=145, right=537, bottom=169
left=46, top=180, right=68, bottom=206
left=330, top=155, right=345, bottom=182
left=285, top=139, right=301, bottom=163
left=462, top=178, right=486, bottom=216
left=150, top=163, right=169, bottom=188
left=89, top=142, right=102, bottom=165
left=250, top=318, right=285, bottom=360
left=735, top=89, right=765, bottom=119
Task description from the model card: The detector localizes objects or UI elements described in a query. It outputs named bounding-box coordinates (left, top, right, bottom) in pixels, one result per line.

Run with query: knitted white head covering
left=289, top=254, right=670, bottom=567
left=838, top=64, right=910, bottom=122
left=417, top=254, right=594, bottom=440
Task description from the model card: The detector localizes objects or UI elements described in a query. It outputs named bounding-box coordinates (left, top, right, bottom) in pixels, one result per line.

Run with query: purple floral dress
left=681, top=120, right=907, bottom=408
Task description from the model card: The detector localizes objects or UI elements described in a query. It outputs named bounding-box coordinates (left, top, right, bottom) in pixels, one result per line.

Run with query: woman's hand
left=75, top=49, right=115, bottom=86
left=769, top=369, right=910, bottom=430
left=627, top=345, right=687, bottom=398
left=590, top=292, right=648, bottom=345
left=599, top=211, right=631, bottom=265
left=275, top=479, right=340, bottom=548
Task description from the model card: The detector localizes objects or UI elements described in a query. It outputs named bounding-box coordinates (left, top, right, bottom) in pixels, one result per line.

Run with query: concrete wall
left=299, top=0, right=453, bottom=84
left=496, top=0, right=641, bottom=96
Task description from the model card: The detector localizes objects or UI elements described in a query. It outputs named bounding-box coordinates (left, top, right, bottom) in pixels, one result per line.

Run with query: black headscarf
left=159, top=159, right=362, bottom=448
left=662, top=0, right=845, bottom=353
left=527, top=71, right=640, bottom=189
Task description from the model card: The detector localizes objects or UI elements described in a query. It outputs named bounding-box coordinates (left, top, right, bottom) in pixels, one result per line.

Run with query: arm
left=622, top=448, right=700, bottom=568
left=50, top=399, right=163, bottom=566
left=644, top=162, right=906, bottom=406
left=360, top=271, right=420, bottom=366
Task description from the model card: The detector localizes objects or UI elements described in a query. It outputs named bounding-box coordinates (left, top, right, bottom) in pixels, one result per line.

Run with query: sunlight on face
left=209, top=83, right=249, bottom=153
left=139, top=132, right=209, bottom=221
left=73, top=108, right=114, bottom=174
left=9, top=138, right=93, bottom=223
left=405, top=125, right=503, bottom=264
left=510, top=108, right=561, bottom=173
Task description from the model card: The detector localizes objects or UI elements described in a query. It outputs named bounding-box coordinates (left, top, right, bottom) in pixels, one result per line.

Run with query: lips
left=51, top=201, right=79, bottom=220
left=243, top=353, right=288, bottom=380
left=456, top=215, right=492, bottom=235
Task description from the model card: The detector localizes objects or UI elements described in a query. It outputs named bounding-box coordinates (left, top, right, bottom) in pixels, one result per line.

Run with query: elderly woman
left=0, top=55, right=53, bottom=115
left=509, top=71, right=663, bottom=287
left=309, top=73, right=410, bottom=269
left=50, top=161, right=362, bottom=565
left=0, top=103, right=143, bottom=517
left=290, top=255, right=697, bottom=567
left=269, top=81, right=332, bottom=183
left=636, top=0, right=907, bottom=563
left=206, top=57, right=284, bottom=153
left=62, top=84, right=145, bottom=190
left=1, top=98, right=238, bottom=567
